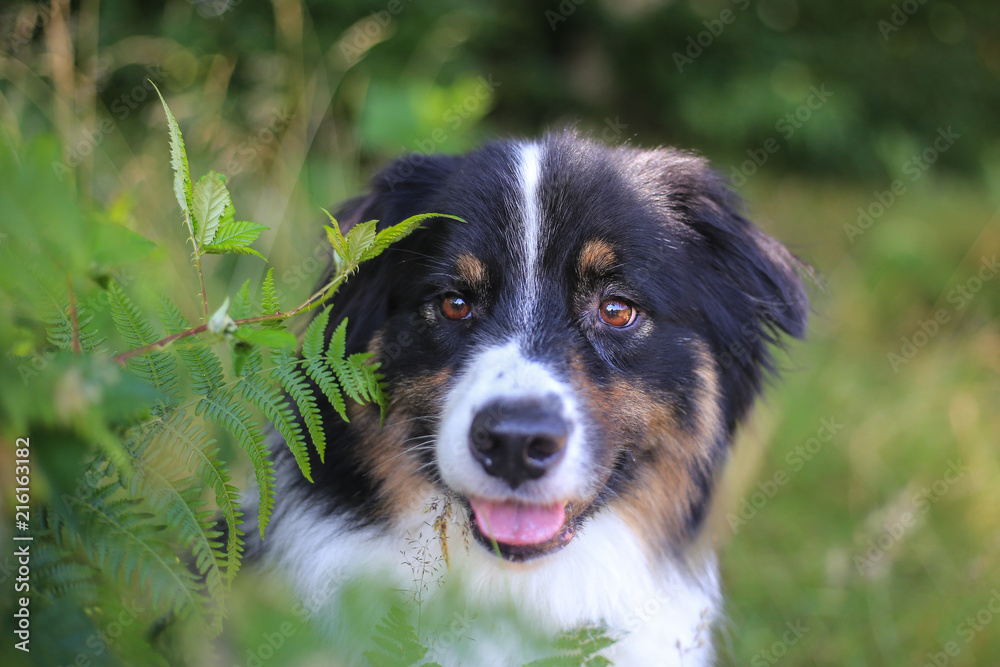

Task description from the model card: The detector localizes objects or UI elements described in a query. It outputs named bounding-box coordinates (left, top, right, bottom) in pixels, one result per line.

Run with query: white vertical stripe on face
left=517, top=142, right=543, bottom=314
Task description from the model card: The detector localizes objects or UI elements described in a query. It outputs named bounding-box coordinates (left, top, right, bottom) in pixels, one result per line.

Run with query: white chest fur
left=262, top=496, right=720, bottom=666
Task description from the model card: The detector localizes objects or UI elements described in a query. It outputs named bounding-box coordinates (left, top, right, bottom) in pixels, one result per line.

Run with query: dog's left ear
left=656, top=150, right=810, bottom=430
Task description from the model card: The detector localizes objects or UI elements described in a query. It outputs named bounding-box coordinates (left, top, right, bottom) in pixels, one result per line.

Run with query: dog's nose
left=469, top=397, right=569, bottom=489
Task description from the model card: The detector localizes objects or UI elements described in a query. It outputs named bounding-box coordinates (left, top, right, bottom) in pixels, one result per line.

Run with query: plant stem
left=185, top=210, right=210, bottom=321
left=67, top=278, right=81, bottom=353
left=196, top=259, right=209, bottom=322
left=113, top=324, right=209, bottom=363
left=111, top=270, right=348, bottom=365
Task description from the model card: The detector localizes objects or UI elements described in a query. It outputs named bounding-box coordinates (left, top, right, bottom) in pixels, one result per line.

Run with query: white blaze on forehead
left=517, top=142, right=543, bottom=313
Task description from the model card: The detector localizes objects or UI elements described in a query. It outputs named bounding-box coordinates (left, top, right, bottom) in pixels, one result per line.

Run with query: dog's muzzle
left=468, top=395, right=568, bottom=489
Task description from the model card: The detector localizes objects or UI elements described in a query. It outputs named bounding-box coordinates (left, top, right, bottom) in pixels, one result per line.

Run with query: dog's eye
left=598, top=299, right=636, bottom=327
left=441, top=294, right=472, bottom=320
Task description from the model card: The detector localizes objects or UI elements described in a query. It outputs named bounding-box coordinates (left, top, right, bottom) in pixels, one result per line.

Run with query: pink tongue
left=469, top=498, right=567, bottom=546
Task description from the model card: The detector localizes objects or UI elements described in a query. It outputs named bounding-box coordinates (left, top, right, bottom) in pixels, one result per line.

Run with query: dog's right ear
left=320, top=154, right=461, bottom=354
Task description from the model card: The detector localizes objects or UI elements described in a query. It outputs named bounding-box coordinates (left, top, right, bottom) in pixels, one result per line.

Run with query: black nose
left=469, top=397, right=569, bottom=489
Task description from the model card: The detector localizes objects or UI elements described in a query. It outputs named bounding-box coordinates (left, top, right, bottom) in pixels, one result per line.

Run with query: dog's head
left=308, top=132, right=808, bottom=562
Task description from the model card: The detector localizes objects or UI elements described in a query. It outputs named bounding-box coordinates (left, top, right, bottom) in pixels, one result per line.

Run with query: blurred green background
left=1, top=0, right=998, bottom=664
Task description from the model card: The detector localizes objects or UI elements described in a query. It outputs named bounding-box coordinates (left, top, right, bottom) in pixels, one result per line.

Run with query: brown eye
left=598, top=299, right=636, bottom=327
left=442, top=294, right=471, bottom=320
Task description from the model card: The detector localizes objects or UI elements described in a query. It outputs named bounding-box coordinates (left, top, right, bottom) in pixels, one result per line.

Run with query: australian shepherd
left=247, top=131, right=809, bottom=665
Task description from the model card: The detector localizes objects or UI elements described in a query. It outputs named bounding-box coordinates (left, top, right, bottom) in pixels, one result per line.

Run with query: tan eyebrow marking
left=455, top=253, right=489, bottom=289
left=577, top=239, right=618, bottom=278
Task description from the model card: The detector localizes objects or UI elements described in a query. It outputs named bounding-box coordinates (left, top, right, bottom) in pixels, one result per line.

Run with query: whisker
left=366, top=437, right=438, bottom=476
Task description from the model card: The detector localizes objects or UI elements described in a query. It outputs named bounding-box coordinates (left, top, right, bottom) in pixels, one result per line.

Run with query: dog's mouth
left=466, top=496, right=580, bottom=561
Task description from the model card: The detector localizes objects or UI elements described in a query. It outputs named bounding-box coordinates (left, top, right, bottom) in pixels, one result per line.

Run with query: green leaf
left=345, top=220, right=377, bottom=265
left=234, top=327, right=297, bottom=350
left=202, top=244, right=266, bottom=260
left=153, top=83, right=192, bottom=216
left=211, top=219, right=267, bottom=248
left=361, top=213, right=464, bottom=263
left=192, top=171, right=231, bottom=247
left=322, top=209, right=347, bottom=258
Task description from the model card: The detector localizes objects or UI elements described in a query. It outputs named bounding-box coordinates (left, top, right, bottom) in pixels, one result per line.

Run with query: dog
left=247, top=130, right=809, bottom=665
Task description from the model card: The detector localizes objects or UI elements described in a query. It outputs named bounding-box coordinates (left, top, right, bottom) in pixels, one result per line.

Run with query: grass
left=2, top=3, right=998, bottom=662
left=712, top=174, right=1000, bottom=665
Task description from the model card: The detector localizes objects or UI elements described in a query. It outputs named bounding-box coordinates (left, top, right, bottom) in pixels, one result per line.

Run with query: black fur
left=273, top=131, right=808, bottom=544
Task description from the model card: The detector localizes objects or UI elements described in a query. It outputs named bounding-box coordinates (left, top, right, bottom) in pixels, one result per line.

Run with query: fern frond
left=363, top=605, right=441, bottom=667
left=230, top=280, right=259, bottom=376
left=120, top=431, right=227, bottom=632
left=45, top=306, right=74, bottom=351
left=151, top=409, right=244, bottom=585
left=238, top=370, right=311, bottom=482
left=302, top=307, right=348, bottom=422
left=46, top=301, right=106, bottom=352
left=63, top=482, right=203, bottom=617
left=330, top=349, right=382, bottom=405
left=324, top=316, right=386, bottom=416
left=260, top=268, right=282, bottom=327
left=75, top=305, right=107, bottom=351
left=525, top=626, right=617, bottom=667
left=271, top=348, right=326, bottom=463
left=232, top=280, right=254, bottom=320
left=160, top=297, right=224, bottom=395
left=328, top=316, right=348, bottom=359
left=33, top=543, right=99, bottom=605
left=108, top=283, right=179, bottom=397
left=197, top=390, right=276, bottom=536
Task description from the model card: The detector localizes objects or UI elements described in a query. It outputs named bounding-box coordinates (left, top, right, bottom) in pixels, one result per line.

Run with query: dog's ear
left=657, top=151, right=810, bottom=430
left=320, top=154, right=461, bottom=355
